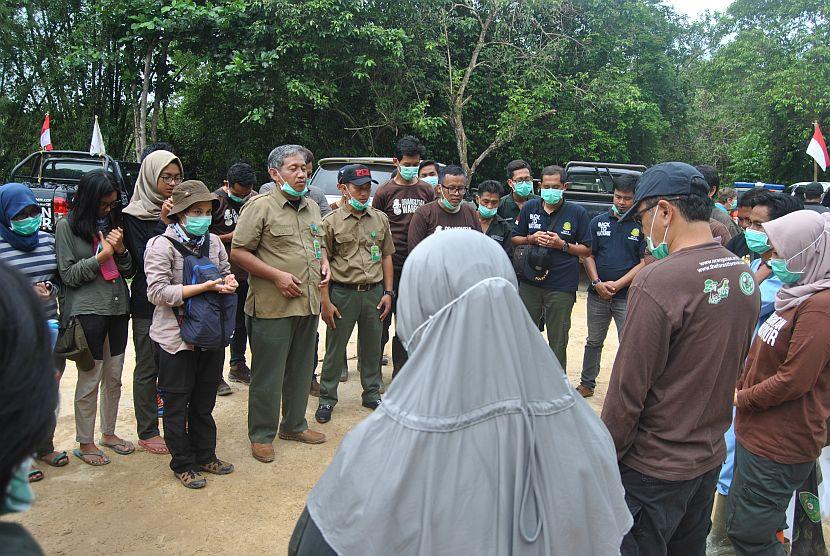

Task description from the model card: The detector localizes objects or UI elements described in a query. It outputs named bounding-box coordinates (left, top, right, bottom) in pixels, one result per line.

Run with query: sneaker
left=575, top=384, right=594, bottom=398
left=362, top=399, right=381, bottom=411
left=229, top=362, right=251, bottom=385
left=315, top=404, right=333, bottom=424
left=217, top=380, right=233, bottom=396
left=176, top=470, right=206, bottom=489
left=310, top=375, right=321, bottom=397
left=339, top=366, right=349, bottom=382
left=199, top=459, right=234, bottom=475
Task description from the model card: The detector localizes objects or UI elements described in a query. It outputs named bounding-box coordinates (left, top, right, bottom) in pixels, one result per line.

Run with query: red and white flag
left=807, top=122, right=828, bottom=171
left=40, top=113, right=52, bottom=151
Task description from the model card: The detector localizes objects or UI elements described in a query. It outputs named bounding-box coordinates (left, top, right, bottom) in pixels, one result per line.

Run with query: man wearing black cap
left=601, top=162, right=760, bottom=554
left=803, top=182, right=829, bottom=213
left=315, top=165, right=395, bottom=423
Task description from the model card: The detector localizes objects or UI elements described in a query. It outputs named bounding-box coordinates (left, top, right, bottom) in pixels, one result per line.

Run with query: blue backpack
left=163, top=236, right=237, bottom=350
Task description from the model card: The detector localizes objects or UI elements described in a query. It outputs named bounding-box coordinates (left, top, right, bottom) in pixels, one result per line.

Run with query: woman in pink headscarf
left=728, top=210, right=830, bottom=553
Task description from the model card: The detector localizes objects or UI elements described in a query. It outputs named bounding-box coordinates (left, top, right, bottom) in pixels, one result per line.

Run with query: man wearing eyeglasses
left=600, top=162, right=759, bottom=555
left=407, top=165, right=482, bottom=252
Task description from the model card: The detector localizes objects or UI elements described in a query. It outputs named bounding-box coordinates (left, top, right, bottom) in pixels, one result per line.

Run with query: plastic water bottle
left=47, top=319, right=59, bottom=351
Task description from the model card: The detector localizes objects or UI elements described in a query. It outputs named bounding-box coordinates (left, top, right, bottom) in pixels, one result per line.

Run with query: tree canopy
left=1, top=0, right=827, bottom=186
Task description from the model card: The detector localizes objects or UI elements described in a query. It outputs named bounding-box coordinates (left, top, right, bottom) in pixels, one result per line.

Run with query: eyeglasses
left=442, top=186, right=467, bottom=195
left=99, top=200, right=119, bottom=210
left=159, top=174, right=183, bottom=184
left=632, top=197, right=680, bottom=225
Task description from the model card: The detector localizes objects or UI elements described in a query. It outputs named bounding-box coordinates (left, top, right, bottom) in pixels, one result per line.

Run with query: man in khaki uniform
left=231, top=144, right=330, bottom=463
left=315, top=165, right=395, bottom=424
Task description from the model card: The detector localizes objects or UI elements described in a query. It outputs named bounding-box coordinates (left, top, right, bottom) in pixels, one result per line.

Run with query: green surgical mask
left=611, top=205, right=621, bottom=217
left=768, top=258, right=804, bottom=284
left=423, top=175, right=439, bottom=187
left=440, top=197, right=461, bottom=214
left=229, top=192, right=250, bottom=204
left=183, top=215, right=212, bottom=236
left=744, top=228, right=771, bottom=254
left=478, top=203, right=497, bottom=219
left=646, top=207, right=670, bottom=260
left=281, top=182, right=308, bottom=198
left=513, top=181, right=533, bottom=197
left=10, top=215, right=41, bottom=236
left=348, top=197, right=369, bottom=211
left=399, top=166, right=419, bottom=181
left=540, top=188, right=564, bottom=205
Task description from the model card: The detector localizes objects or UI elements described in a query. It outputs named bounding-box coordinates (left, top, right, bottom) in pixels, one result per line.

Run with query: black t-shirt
left=514, top=199, right=590, bottom=292
left=210, top=189, right=254, bottom=279
left=725, top=231, right=758, bottom=266
left=589, top=210, right=645, bottom=299
left=123, top=214, right=167, bottom=319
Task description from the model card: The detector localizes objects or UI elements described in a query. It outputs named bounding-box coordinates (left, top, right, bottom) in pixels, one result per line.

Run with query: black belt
left=332, top=281, right=381, bottom=292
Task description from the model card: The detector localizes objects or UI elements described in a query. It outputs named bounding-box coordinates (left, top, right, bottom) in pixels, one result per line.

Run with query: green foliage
left=0, top=0, right=827, bottom=185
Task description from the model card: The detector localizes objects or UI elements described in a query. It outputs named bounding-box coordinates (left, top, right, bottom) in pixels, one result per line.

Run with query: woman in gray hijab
left=289, top=229, right=631, bottom=555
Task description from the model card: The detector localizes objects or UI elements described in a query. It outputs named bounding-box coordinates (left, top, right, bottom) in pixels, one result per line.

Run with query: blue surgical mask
left=183, top=215, right=212, bottom=236
left=646, top=207, right=670, bottom=260
left=422, top=175, right=439, bottom=187
left=540, top=188, right=564, bottom=205
left=513, top=181, right=533, bottom=197
left=10, top=215, right=41, bottom=236
left=281, top=182, right=308, bottom=198
left=768, top=258, right=804, bottom=284
left=399, top=166, right=419, bottom=181
left=478, top=203, right=497, bottom=219
left=744, top=228, right=771, bottom=254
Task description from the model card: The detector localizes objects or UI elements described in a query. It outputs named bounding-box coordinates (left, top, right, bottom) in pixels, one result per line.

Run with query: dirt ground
left=10, top=292, right=829, bottom=554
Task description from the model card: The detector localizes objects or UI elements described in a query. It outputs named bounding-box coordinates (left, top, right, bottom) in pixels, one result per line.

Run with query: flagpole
left=97, top=115, right=106, bottom=168
left=815, top=121, right=820, bottom=182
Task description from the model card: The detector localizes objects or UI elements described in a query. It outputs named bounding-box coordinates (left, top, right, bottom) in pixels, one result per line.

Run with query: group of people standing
left=1, top=132, right=829, bottom=555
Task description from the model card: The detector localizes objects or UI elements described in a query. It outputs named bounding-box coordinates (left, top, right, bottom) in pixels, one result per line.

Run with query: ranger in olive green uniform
left=231, top=144, right=330, bottom=463
left=315, top=165, right=395, bottom=424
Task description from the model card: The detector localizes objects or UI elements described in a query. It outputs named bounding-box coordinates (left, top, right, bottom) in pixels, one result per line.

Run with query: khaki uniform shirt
left=322, top=206, right=395, bottom=285
left=232, top=188, right=323, bottom=318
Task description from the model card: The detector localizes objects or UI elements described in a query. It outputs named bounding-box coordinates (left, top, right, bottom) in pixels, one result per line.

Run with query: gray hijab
left=306, top=229, right=631, bottom=555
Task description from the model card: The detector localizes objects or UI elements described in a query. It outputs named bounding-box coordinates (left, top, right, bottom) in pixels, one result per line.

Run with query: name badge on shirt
left=370, top=245, right=381, bottom=262
left=313, top=239, right=322, bottom=260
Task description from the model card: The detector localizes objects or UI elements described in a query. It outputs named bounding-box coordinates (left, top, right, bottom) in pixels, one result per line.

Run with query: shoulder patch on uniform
left=739, top=272, right=755, bottom=296
left=703, top=278, right=730, bottom=304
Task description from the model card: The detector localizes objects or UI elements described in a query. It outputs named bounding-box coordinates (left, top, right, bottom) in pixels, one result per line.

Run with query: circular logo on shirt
left=392, top=199, right=402, bottom=216
left=739, top=272, right=755, bottom=296
left=631, top=228, right=640, bottom=237
left=563, top=221, right=572, bottom=231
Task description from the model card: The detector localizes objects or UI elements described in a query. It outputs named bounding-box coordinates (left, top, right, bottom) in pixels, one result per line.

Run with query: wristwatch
left=383, top=290, right=396, bottom=298
left=591, top=279, right=601, bottom=287
left=561, top=241, right=570, bottom=253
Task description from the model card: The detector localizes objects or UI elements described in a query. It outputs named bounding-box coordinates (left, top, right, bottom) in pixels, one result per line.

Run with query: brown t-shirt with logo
left=371, top=180, right=435, bottom=271
left=601, top=242, right=760, bottom=481
left=407, top=201, right=482, bottom=253
left=735, top=289, right=830, bottom=464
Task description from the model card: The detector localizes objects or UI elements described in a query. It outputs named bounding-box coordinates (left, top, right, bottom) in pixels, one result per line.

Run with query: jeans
left=620, top=463, right=721, bottom=556
left=580, top=292, right=627, bottom=389
left=517, top=282, right=576, bottom=371
left=229, top=280, right=249, bottom=365
left=727, top=442, right=814, bottom=555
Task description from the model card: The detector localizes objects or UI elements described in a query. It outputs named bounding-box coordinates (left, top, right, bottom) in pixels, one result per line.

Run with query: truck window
left=41, top=160, right=115, bottom=181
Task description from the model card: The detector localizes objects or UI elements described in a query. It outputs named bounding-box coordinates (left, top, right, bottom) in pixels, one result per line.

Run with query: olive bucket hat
left=168, top=180, right=219, bottom=217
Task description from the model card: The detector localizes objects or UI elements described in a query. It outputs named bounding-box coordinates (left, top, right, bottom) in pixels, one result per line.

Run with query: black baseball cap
left=338, top=164, right=378, bottom=186
left=620, top=162, right=709, bottom=221
left=805, top=182, right=824, bottom=198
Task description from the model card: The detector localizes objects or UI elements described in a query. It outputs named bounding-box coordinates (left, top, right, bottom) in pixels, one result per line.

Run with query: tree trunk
left=135, top=42, right=154, bottom=159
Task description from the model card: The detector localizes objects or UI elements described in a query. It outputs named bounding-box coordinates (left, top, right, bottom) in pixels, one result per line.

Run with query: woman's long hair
left=69, top=170, right=121, bottom=240
left=0, top=263, right=56, bottom=505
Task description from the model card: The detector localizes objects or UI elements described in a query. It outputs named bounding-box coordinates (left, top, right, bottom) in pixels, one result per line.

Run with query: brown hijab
left=763, top=210, right=830, bottom=311
left=123, top=150, right=182, bottom=220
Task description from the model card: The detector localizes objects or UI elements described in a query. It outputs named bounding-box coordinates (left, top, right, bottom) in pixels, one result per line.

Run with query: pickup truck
left=9, top=150, right=139, bottom=232
left=563, top=161, right=647, bottom=221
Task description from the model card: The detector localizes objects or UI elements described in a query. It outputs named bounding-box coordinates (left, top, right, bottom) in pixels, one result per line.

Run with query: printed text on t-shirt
left=696, top=257, right=744, bottom=273
left=757, top=313, right=787, bottom=347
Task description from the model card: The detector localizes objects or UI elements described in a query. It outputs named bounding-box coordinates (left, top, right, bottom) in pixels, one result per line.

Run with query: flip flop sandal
left=138, top=438, right=169, bottom=455
left=99, top=439, right=135, bottom=455
left=73, top=448, right=110, bottom=466
left=28, top=468, right=44, bottom=482
left=37, top=450, right=69, bottom=467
